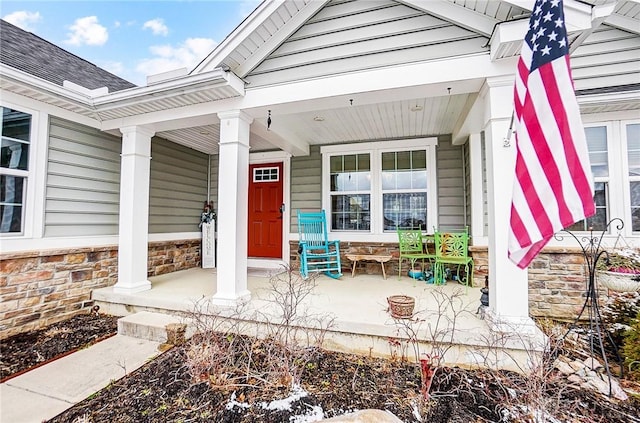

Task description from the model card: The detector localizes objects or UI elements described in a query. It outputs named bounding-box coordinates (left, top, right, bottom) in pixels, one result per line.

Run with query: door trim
left=248, top=151, right=291, bottom=270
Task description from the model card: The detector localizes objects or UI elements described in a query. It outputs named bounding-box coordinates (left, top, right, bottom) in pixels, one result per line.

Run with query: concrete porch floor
left=93, top=267, right=545, bottom=372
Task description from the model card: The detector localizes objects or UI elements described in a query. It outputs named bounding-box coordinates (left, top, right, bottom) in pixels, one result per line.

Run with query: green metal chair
left=297, top=209, right=342, bottom=279
left=434, top=227, right=473, bottom=288
left=397, top=229, right=436, bottom=280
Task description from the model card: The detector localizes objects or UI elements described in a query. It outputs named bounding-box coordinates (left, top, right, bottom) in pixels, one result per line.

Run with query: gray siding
left=572, top=26, right=640, bottom=91
left=149, top=138, right=209, bottom=233
left=44, top=117, right=121, bottom=237
left=208, top=153, right=219, bottom=214
left=290, top=145, right=323, bottom=231
left=246, top=0, right=487, bottom=87
left=436, top=136, right=466, bottom=231
left=463, top=141, right=472, bottom=235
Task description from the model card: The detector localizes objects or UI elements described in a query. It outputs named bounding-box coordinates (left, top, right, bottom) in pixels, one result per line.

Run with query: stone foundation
left=0, top=239, right=201, bottom=339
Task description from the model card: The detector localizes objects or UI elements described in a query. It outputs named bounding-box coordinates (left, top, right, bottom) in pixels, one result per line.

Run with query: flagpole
left=503, top=112, right=515, bottom=148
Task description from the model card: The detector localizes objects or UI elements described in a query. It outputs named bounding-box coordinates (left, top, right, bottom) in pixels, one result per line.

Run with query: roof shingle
left=0, top=19, right=136, bottom=93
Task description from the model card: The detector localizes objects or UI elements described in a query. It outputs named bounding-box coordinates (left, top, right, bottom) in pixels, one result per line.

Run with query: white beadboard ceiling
left=156, top=93, right=472, bottom=155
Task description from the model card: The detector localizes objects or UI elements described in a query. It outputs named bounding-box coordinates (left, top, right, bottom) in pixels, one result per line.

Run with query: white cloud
left=136, top=37, right=217, bottom=78
left=143, top=18, right=168, bottom=36
left=3, top=11, right=42, bottom=32
left=65, top=16, right=108, bottom=46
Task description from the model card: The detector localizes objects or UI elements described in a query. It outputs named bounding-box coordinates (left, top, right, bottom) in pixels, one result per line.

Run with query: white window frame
left=558, top=113, right=640, bottom=247
left=321, top=137, right=438, bottom=243
left=621, top=118, right=640, bottom=233
left=0, top=103, right=40, bottom=238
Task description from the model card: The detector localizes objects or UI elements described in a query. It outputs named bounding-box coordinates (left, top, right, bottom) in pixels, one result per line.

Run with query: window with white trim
left=566, top=125, right=609, bottom=232
left=567, top=119, right=640, bottom=236
left=329, top=153, right=371, bottom=231
left=625, top=122, right=640, bottom=231
left=322, top=138, right=437, bottom=238
left=1, top=107, right=32, bottom=234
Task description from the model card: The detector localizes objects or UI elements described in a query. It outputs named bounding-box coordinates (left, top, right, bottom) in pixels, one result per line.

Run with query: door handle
left=279, top=204, right=285, bottom=214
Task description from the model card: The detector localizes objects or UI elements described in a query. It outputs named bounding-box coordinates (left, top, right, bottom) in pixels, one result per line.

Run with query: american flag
left=508, top=0, right=595, bottom=269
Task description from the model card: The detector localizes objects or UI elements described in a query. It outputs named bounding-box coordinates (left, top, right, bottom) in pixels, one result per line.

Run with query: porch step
left=118, top=311, right=192, bottom=343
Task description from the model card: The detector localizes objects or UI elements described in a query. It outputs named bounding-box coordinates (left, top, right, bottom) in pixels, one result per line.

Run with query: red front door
left=248, top=162, right=284, bottom=258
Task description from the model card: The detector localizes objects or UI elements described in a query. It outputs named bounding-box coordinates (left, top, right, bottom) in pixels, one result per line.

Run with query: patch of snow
left=260, top=383, right=308, bottom=411
left=225, top=391, right=250, bottom=411
left=612, top=323, right=631, bottom=331
left=411, top=400, right=423, bottom=421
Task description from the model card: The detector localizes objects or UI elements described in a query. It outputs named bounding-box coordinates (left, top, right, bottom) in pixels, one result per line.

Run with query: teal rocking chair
left=297, top=210, right=342, bottom=279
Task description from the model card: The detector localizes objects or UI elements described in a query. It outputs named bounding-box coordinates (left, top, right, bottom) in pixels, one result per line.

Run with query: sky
left=1, top=0, right=262, bottom=86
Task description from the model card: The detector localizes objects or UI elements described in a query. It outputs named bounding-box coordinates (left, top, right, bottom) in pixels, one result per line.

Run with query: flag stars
left=541, top=45, right=552, bottom=55
left=548, top=31, right=558, bottom=42
left=543, top=11, right=554, bottom=22
left=555, top=17, right=564, bottom=28
left=559, top=38, right=566, bottom=48
left=550, top=0, right=560, bottom=7
left=536, top=27, right=546, bottom=38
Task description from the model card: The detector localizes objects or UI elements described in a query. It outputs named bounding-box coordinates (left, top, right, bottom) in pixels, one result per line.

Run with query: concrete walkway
left=0, top=335, right=161, bottom=423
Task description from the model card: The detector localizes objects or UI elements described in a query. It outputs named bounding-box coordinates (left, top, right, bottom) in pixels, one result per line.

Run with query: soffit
left=0, top=65, right=244, bottom=121
left=157, top=93, right=472, bottom=155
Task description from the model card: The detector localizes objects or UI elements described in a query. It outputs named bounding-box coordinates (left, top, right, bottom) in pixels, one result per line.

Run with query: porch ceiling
left=156, top=93, right=473, bottom=155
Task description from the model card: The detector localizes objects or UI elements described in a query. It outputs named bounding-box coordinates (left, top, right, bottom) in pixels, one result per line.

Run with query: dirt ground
left=0, top=313, right=119, bottom=381
left=2, top=312, right=638, bottom=423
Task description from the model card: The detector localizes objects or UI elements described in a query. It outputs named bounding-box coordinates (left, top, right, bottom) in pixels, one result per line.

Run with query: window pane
left=585, top=126, right=608, bottom=177
left=565, top=182, right=607, bottom=232
left=344, top=154, right=356, bottom=172
left=383, top=192, right=427, bottom=230
left=330, top=156, right=342, bottom=173
left=1, top=108, right=31, bottom=142
left=0, top=175, right=24, bottom=233
left=412, top=150, right=426, bottom=168
left=1, top=139, right=29, bottom=170
left=627, top=124, right=640, bottom=177
left=631, top=181, right=640, bottom=232
left=381, top=150, right=427, bottom=190
left=330, top=154, right=371, bottom=191
left=330, top=194, right=370, bottom=231
left=357, top=154, right=370, bottom=171
left=412, top=169, right=427, bottom=189
left=382, top=152, right=395, bottom=171
left=396, top=151, right=411, bottom=170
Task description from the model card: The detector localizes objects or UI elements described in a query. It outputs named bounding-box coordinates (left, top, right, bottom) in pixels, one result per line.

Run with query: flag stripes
left=508, top=0, right=595, bottom=269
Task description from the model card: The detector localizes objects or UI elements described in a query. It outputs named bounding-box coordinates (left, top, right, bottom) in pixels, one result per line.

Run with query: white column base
left=211, top=289, right=251, bottom=306
left=485, top=308, right=539, bottom=335
left=113, top=279, right=152, bottom=294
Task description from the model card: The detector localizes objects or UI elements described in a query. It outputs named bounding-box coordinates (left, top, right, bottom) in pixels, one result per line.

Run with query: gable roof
left=0, top=19, right=136, bottom=93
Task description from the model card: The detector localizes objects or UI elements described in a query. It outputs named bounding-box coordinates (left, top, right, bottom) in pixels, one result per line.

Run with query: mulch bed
left=2, top=314, right=639, bottom=422
left=0, top=313, right=119, bottom=382
left=46, top=342, right=640, bottom=423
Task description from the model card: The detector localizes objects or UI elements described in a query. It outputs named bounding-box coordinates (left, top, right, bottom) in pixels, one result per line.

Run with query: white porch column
left=213, top=110, right=253, bottom=304
left=114, top=126, right=154, bottom=294
left=482, top=77, right=536, bottom=333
